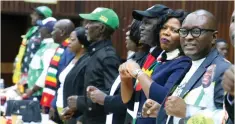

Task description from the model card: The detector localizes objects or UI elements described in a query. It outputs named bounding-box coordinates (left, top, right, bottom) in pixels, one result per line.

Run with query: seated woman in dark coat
left=119, top=10, right=192, bottom=124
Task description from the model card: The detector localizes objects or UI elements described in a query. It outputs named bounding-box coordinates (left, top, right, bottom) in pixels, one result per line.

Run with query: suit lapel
left=179, top=49, right=219, bottom=98
left=156, top=105, right=168, bottom=124
left=179, top=65, right=206, bottom=98
left=156, top=49, right=220, bottom=124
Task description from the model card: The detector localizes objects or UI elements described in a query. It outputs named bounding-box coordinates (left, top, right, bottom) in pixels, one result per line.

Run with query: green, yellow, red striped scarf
left=12, top=26, right=38, bottom=84
left=131, top=50, right=166, bottom=124
left=40, top=39, right=69, bottom=107
left=135, top=50, right=166, bottom=91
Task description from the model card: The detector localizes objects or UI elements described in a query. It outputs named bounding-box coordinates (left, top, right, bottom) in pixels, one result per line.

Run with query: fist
left=165, top=96, right=186, bottom=118
left=142, top=99, right=161, bottom=118
left=222, top=65, right=234, bottom=96
left=67, top=96, right=78, bottom=111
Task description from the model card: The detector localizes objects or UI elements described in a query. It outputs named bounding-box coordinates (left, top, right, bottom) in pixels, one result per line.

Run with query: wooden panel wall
left=77, top=1, right=234, bottom=63
left=1, top=1, right=79, bottom=16
left=1, top=1, right=234, bottom=62
left=1, top=1, right=234, bottom=86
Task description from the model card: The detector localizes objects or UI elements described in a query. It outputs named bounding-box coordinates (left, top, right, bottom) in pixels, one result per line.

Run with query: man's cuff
left=185, top=104, right=191, bottom=117
left=227, top=94, right=234, bottom=105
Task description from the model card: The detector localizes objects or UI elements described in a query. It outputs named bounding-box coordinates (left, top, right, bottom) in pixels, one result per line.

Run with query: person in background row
left=22, top=18, right=58, bottom=101
left=38, top=19, right=75, bottom=123
left=222, top=10, right=234, bottom=124
left=19, top=6, right=54, bottom=85
left=67, top=7, right=121, bottom=124
left=156, top=9, right=231, bottom=124
left=216, top=38, right=228, bottom=57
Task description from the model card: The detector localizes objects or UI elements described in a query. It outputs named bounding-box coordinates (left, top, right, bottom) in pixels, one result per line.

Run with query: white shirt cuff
left=185, top=104, right=191, bottom=117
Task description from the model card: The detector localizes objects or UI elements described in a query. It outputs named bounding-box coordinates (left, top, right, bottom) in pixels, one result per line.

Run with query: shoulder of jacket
left=214, top=56, right=231, bottom=67
left=211, top=56, right=231, bottom=75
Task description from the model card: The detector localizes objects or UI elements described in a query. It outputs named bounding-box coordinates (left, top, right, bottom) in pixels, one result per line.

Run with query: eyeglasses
left=178, top=28, right=215, bottom=38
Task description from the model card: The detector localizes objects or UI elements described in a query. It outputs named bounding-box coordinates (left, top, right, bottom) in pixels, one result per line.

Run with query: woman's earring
left=81, top=45, right=84, bottom=48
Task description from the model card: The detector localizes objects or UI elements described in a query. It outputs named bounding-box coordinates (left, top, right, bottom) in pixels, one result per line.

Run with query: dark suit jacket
left=225, top=94, right=234, bottom=124
left=103, top=51, right=149, bottom=124
left=156, top=49, right=231, bottom=124
left=76, top=40, right=120, bottom=124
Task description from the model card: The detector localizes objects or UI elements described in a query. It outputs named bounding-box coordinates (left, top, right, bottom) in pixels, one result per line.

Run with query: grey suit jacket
left=156, top=49, right=231, bottom=124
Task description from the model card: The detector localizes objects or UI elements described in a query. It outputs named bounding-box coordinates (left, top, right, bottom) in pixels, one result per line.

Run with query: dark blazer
left=104, top=51, right=149, bottom=124
left=76, top=40, right=121, bottom=124
left=63, top=53, right=89, bottom=108
left=225, top=94, right=234, bottom=124
left=156, top=49, right=231, bottom=124
left=127, top=55, right=192, bottom=124
left=61, top=53, right=89, bottom=124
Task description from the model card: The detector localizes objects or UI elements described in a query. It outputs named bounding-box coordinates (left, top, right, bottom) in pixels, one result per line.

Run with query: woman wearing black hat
left=119, top=9, right=191, bottom=124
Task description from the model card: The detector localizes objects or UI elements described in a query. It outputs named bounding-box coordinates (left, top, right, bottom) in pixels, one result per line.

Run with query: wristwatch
left=133, top=69, right=143, bottom=78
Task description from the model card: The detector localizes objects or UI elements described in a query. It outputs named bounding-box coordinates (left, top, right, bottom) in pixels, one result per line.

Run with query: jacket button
left=92, top=48, right=96, bottom=51
left=88, top=107, right=92, bottom=111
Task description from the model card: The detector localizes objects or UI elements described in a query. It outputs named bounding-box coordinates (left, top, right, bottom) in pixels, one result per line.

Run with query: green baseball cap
left=79, top=7, right=119, bottom=30
left=35, top=6, right=52, bottom=18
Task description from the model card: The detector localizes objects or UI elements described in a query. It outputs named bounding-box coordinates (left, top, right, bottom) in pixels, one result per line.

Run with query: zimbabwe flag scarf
left=127, top=47, right=166, bottom=124
left=40, top=39, right=69, bottom=107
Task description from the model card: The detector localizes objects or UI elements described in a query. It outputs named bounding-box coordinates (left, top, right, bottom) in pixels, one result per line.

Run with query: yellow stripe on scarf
left=46, top=76, right=56, bottom=83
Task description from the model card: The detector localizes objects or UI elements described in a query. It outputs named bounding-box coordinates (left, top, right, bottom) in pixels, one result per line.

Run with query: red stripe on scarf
left=135, top=54, right=156, bottom=91
left=62, top=40, right=69, bottom=46
left=45, top=80, right=57, bottom=87
left=41, top=39, right=69, bottom=107
left=51, top=60, right=59, bottom=67
left=40, top=93, right=54, bottom=107
left=143, top=54, right=156, bottom=69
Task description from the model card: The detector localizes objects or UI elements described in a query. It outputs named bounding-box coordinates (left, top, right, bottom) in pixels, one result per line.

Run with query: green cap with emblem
left=79, top=7, right=119, bottom=30
left=35, top=6, right=52, bottom=18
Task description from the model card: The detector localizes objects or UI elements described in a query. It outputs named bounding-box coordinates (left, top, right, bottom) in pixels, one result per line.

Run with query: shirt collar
left=42, top=38, right=54, bottom=44
left=165, top=49, right=180, bottom=60
left=130, top=51, right=148, bottom=61
left=192, top=57, right=206, bottom=65
left=150, top=46, right=156, bottom=53
left=88, top=40, right=112, bottom=54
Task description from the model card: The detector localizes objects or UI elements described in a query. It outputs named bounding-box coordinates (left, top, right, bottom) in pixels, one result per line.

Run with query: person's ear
left=99, top=24, right=106, bottom=34
left=60, top=29, right=66, bottom=36
left=212, top=31, right=218, bottom=45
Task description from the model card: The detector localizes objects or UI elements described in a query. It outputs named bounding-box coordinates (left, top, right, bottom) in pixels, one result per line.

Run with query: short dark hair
left=129, top=19, right=141, bottom=45
left=159, top=9, right=189, bottom=55
left=153, top=9, right=174, bottom=47
left=216, top=38, right=227, bottom=44
left=160, top=9, right=189, bottom=28
left=100, top=22, right=115, bottom=40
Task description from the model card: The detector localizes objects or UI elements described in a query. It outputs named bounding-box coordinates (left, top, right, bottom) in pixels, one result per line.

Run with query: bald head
left=191, top=9, right=217, bottom=30
left=180, top=9, right=218, bottom=60
left=56, top=19, right=75, bottom=36
left=52, top=19, right=75, bottom=43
